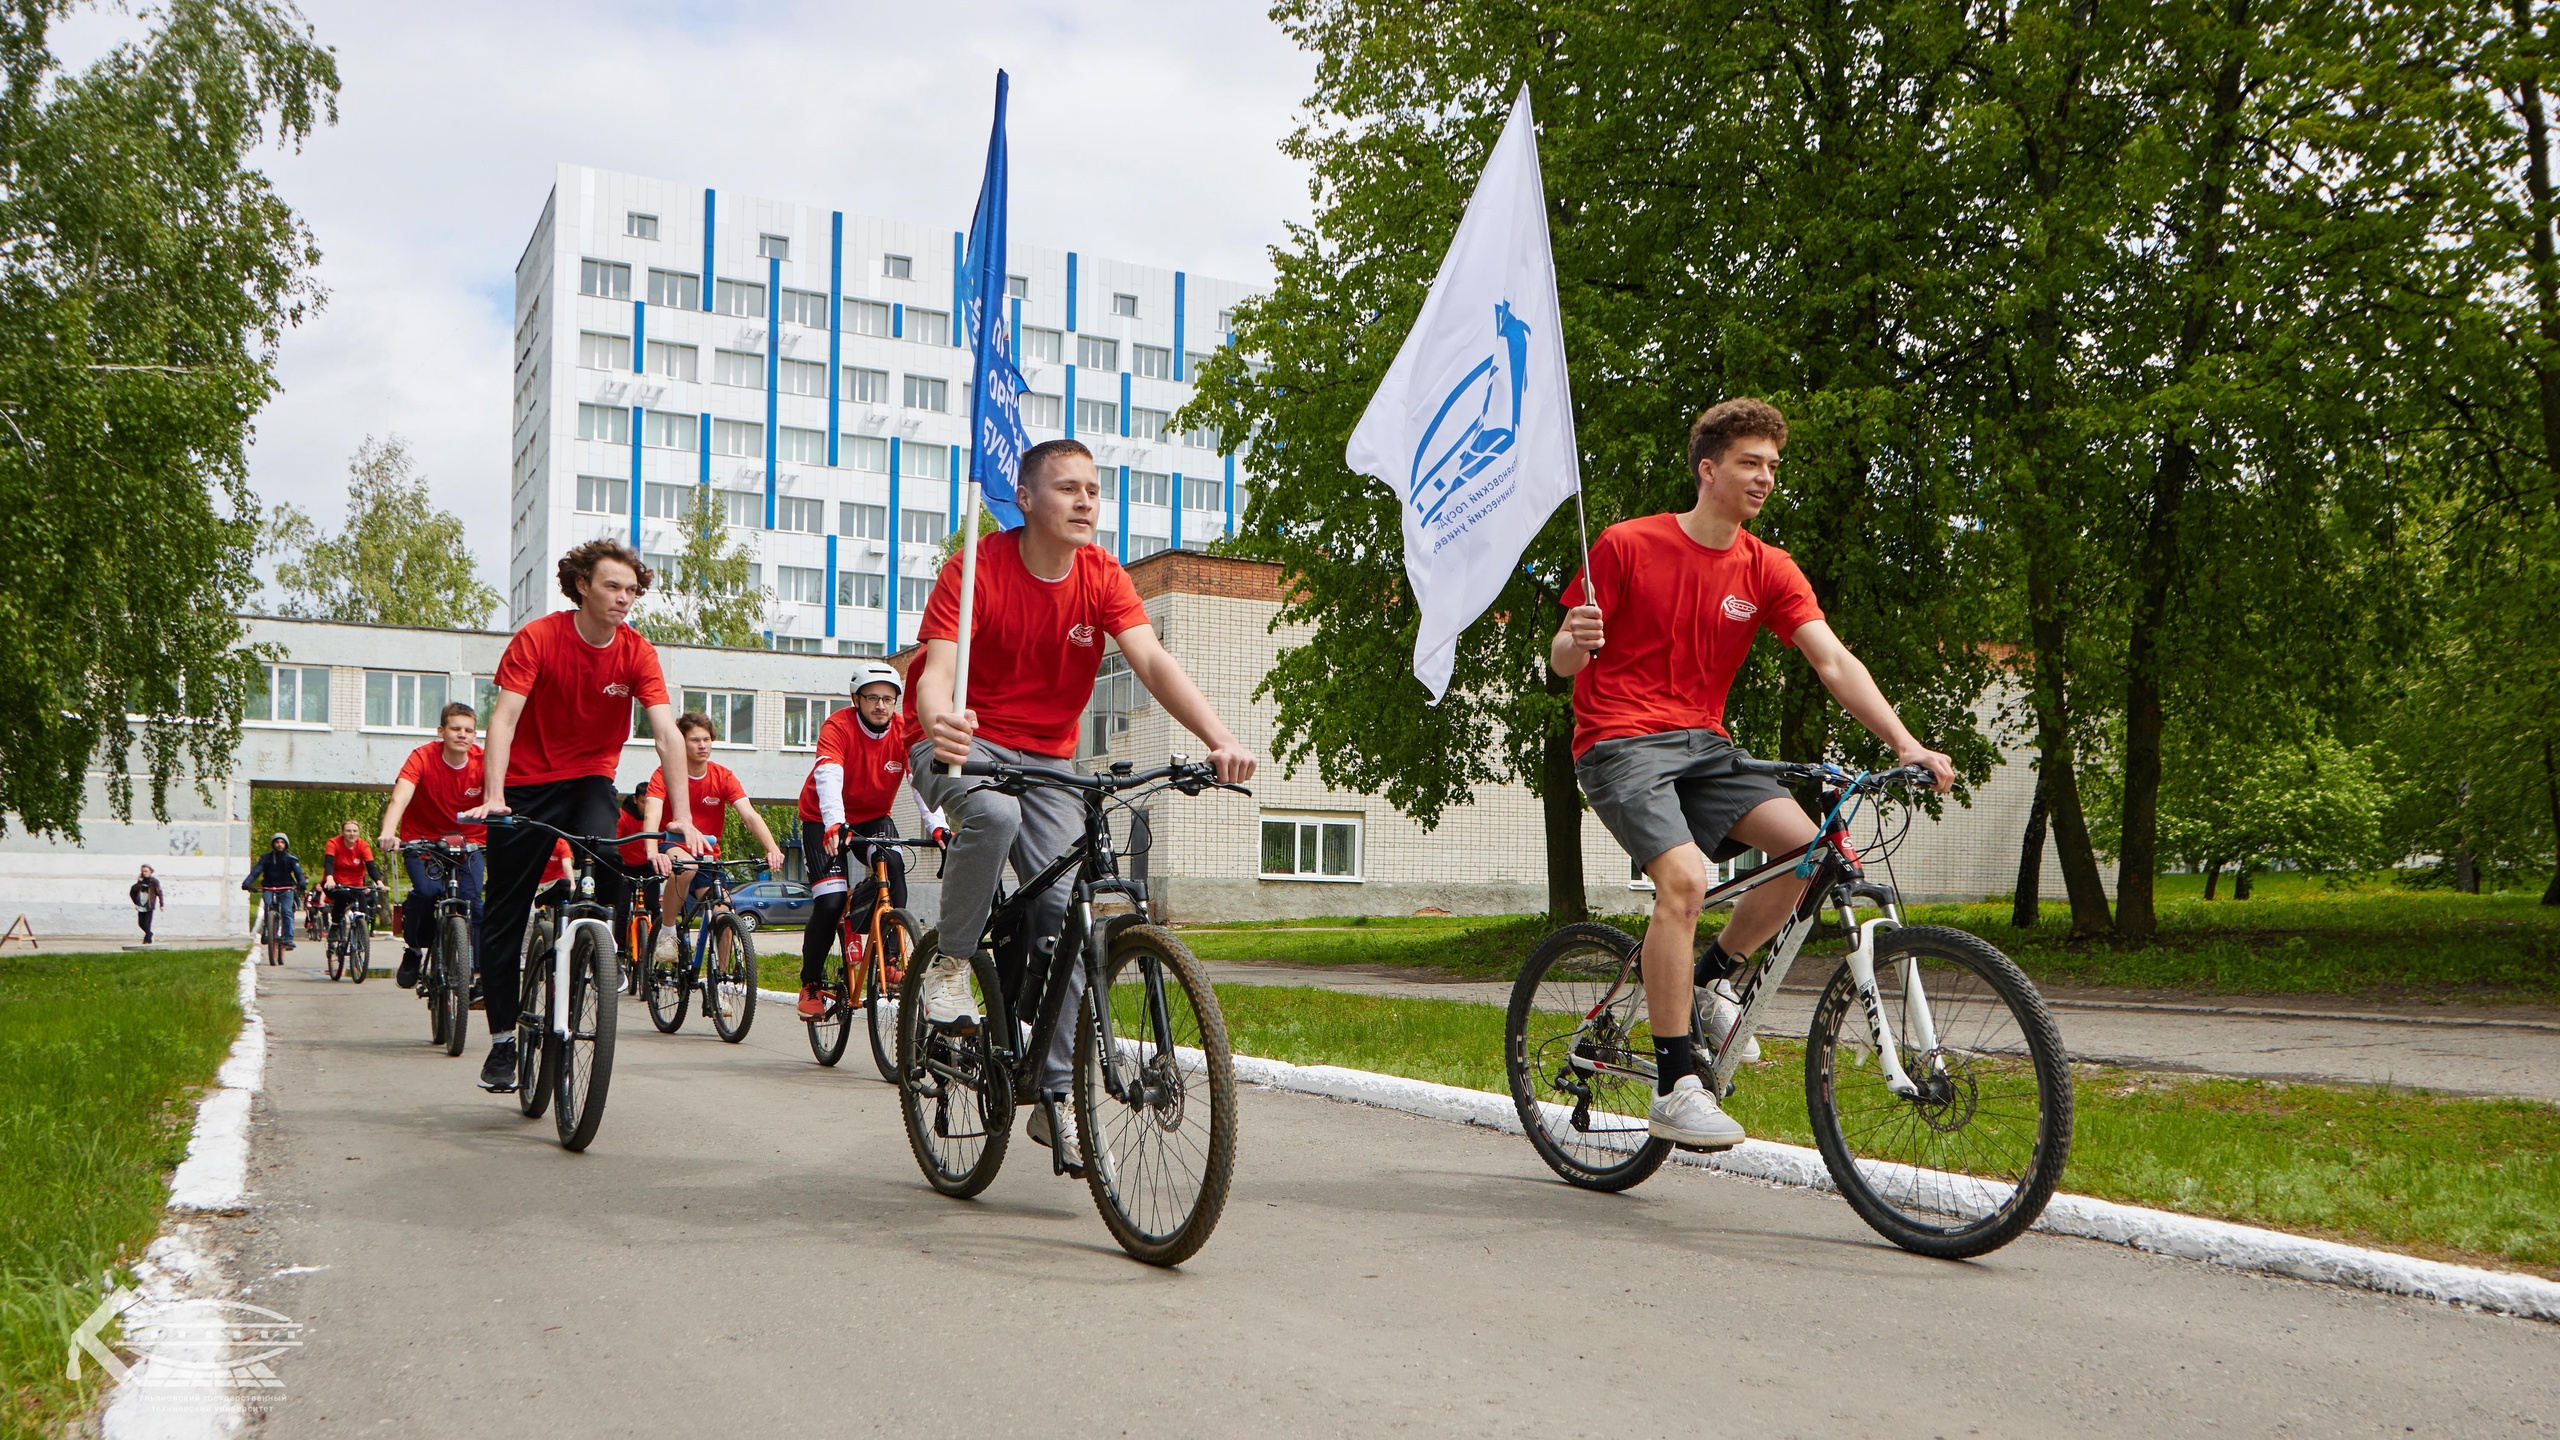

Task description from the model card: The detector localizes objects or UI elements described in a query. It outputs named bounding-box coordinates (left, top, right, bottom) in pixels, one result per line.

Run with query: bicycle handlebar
left=1732, top=758, right=1936, bottom=793
left=957, top=756, right=1251, bottom=800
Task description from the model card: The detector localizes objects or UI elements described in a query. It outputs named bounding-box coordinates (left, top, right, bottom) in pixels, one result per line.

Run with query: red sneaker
left=798, top=985, right=828, bottom=1020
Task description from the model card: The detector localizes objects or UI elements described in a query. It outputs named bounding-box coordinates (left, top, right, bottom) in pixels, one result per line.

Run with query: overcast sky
left=81, top=1, right=1317, bottom=597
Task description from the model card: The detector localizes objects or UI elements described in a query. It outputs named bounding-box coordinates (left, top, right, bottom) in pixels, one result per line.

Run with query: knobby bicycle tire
left=517, top=919, right=555, bottom=1119
left=1804, top=924, right=2072, bottom=1259
left=553, top=924, right=617, bottom=1151
left=702, top=913, right=757, bottom=1044
left=897, top=943, right=1012, bottom=1198
left=1075, top=927, right=1236, bottom=1267
left=807, top=928, right=852, bottom=1067
left=1507, top=922, right=1674, bottom=1192
left=438, top=913, right=471, bottom=1057
left=644, top=919, right=690, bottom=1034
left=867, top=908, right=920, bottom=1085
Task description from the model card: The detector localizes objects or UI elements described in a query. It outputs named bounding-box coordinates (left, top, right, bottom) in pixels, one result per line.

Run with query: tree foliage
left=631, top=491, right=767, bottom=649
left=264, top=434, right=499, bottom=630
left=0, top=0, right=337, bottom=839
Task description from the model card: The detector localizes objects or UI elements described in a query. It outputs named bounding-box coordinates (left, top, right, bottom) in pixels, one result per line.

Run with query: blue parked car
left=728, top=879, right=814, bottom=932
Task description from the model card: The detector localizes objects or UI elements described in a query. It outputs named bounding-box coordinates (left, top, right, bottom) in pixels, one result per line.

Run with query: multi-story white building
left=508, top=164, right=1255, bottom=647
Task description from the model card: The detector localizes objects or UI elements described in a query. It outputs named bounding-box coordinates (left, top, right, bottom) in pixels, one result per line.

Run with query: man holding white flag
left=1344, top=84, right=1589, bottom=702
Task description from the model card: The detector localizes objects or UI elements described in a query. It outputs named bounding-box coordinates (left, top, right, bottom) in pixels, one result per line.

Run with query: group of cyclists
left=265, top=400, right=1958, bottom=1171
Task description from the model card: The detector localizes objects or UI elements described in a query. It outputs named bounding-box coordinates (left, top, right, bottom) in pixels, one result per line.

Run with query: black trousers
left=135, top=906, right=153, bottom=941
left=481, top=776, right=623, bottom=1036
left=801, top=816, right=906, bottom=987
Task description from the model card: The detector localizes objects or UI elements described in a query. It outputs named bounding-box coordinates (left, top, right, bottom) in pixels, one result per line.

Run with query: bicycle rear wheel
left=897, top=945, right=1012, bottom=1197
left=867, top=908, right=919, bottom=1084
left=325, top=922, right=345, bottom=981
left=701, top=913, right=757, bottom=1043
left=348, top=913, right=370, bottom=983
left=553, top=924, right=618, bottom=1151
left=1506, top=922, right=1673, bottom=1192
left=438, top=914, right=471, bottom=1057
left=1075, top=927, right=1236, bottom=1267
left=807, top=932, right=852, bottom=1067
left=516, top=919, right=554, bottom=1118
left=1806, top=925, right=2072, bottom=1259
left=643, top=919, right=690, bottom=1033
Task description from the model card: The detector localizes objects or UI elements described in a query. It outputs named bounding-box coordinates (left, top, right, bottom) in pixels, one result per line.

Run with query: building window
left=680, top=689, right=755, bottom=745
left=779, top=287, right=828, bottom=327
left=841, top=436, right=890, bottom=474
left=901, top=508, right=947, bottom=546
left=843, top=640, right=885, bottom=657
left=906, top=308, right=952, bottom=346
left=1129, top=470, right=1171, bottom=507
left=717, top=488, right=761, bottom=527
left=1094, top=528, right=1117, bottom=557
left=840, top=502, right=887, bottom=539
left=898, top=575, right=936, bottom=612
left=1180, top=538, right=1211, bottom=553
left=1021, top=392, right=1063, bottom=430
left=626, top=212, right=659, bottom=240
left=776, top=494, right=824, bottom=532
left=1129, top=407, right=1170, bottom=443
left=839, top=570, right=885, bottom=609
left=714, top=279, right=766, bottom=318
left=1186, top=351, right=1215, bottom=378
left=1215, top=308, right=1235, bottom=331
left=882, top=253, right=912, bottom=280
left=576, top=475, right=628, bottom=515
left=772, top=636, right=820, bottom=653
left=783, top=694, right=849, bottom=747
left=648, top=268, right=701, bottom=309
left=473, top=675, right=501, bottom=721
left=1006, top=274, right=1029, bottom=300
left=844, top=298, right=892, bottom=337
left=1184, top=421, right=1223, bottom=452
left=578, top=403, right=630, bottom=443
left=1077, top=335, right=1118, bottom=370
left=1127, top=534, right=1168, bottom=560
left=780, top=358, right=826, bottom=397
left=759, top=233, right=791, bottom=261
left=644, top=482, right=696, bottom=521
left=1075, top=398, right=1117, bottom=435
left=580, top=258, right=631, bottom=299
left=842, top=366, right=889, bottom=404
left=578, top=331, right=631, bottom=370
left=711, top=418, right=762, bottom=456
left=1184, top=475, right=1222, bottom=511
left=903, top=374, right=948, bottom=412
left=648, top=340, right=699, bottom=381
left=1111, top=292, right=1139, bottom=318
left=778, top=426, right=827, bottom=465
left=713, top=348, right=762, bottom=387
left=1024, top=327, right=1063, bottom=364
left=643, top=410, right=698, bottom=450
left=776, top=565, right=824, bottom=604
left=249, top=664, right=329, bottom=724
left=642, top=552, right=679, bottom=588
left=365, top=670, right=449, bottom=730
left=1261, top=813, right=1361, bottom=880
left=1083, top=652, right=1137, bottom=756
left=1133, top=344, right=1172, bottom=380
left=903, top=445, right=949, bottom=483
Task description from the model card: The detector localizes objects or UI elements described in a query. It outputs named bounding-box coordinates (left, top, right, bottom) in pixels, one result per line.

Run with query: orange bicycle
left=805, top=834, right=935, bottom=1078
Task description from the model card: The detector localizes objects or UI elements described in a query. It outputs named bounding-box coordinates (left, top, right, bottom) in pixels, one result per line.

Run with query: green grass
left=0, top=946, right=244, bottom=1440
left=1212, top=983, right=2560, bottom=1277
left=1181, top=872, right=2560, bottom=1001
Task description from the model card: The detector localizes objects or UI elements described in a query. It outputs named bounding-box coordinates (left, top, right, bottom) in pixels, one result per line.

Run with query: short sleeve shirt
left=909, top=531, right=1151, bottom=757
left=1562, top=516, right=1824, bottom=757
left=649, top=761, right=745, bottom=850
left=396, top=743, right=488, bottom=844
left=323, top=836, right=374, bottom=887
left=492, top=611, right=669, bottom=785
left=799, top=709, right=914, bottom=824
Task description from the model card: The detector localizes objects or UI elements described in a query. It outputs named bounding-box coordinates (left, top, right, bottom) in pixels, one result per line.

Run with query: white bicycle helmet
left=848, top=660, right=903, bottom=698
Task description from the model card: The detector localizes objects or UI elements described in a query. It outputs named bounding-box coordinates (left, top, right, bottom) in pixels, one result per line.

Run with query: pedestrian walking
left=130, top=865, right=164, bottom=943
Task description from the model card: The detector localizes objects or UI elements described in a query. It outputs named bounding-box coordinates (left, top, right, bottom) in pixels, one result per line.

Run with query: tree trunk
left=2024, top=559, right=2114, bottom=937
left=2543, top=738, right=2560, bottom=907
left=2511, top=0, right=2560, bottom=487
left=2233, top=863, right=2254, bottom=901
left=2012, top=772, right=2049, bottom=929
left=2455, top=779, right=2480, bottom=894
left=1540, top=677, right=1589, bottom=925
left=2202, top=858, right=2223, bottom=900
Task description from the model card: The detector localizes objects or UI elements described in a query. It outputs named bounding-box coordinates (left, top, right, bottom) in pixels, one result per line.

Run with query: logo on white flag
left=1409, top=302, right=1531, bottom=526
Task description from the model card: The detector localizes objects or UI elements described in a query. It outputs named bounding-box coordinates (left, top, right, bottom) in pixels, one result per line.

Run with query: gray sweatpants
left=910, top=737, right=1084, bottom=1090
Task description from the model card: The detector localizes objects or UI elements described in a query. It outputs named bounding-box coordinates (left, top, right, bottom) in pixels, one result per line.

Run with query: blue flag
left=963, top=70, right=1030, bottom=530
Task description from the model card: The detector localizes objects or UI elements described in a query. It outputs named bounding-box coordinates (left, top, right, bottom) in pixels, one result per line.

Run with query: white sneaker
left=922, top=954, right=978, bottom=1029
left=1648, top=1076, right=1746, bottom=1150
left=1027, top=1094, right=1085, bottom=1177
left=1701, top=980, right=1762, bottom=1063
left=653, top=927, right=678, bottom=964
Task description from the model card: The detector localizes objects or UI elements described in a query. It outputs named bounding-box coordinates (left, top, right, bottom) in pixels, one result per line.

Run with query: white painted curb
left=1225, top=1052, right=2560, bottom=1324
left=167, top=947, right=264, bottom=1212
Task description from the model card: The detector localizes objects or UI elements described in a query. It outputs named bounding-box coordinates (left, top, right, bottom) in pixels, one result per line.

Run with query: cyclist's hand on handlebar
left=376, top=831, right=397, bottom=855
left=456, top=800, right=509, bottom=823
left=1898, top=742, right=1955, bottom=794
left=928, top=708, right=978, bottom=767
left=1207, top=742, right=1256, bottom=786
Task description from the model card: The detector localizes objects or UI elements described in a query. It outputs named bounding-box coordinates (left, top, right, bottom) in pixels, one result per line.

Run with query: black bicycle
left=323, top=885, right=379, bottom=984
left=257, top=886, right=296, bottom=965
left=898, top=757, right=1245, bottom=1268
left=640, top=855, right=761, bottom=1042
left=400, top=839, right=482, bottom=1058
left=486, top=814, right=677, bottom=1151
left=1505, top=759, right=2073, bottom=1259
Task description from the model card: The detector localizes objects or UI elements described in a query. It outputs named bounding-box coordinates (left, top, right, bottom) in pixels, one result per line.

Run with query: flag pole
left=953, top=477, right=982, bottom=716
left=1522, top=80, right=1597, bottom=637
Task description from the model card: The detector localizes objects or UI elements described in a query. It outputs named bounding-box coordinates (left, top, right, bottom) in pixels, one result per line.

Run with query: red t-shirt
left=491, top=611, right=669, bottom=786
left=1562, top=516, right=1824, bottom=757
left=540, top=838, right=573, bottom=885
left=910, top=530, right=1150, bottom=757
left=323, top=836, right=373, bottom=887
left=648, top=761, right=745, bottom=851
left=396, top=743, right=488, bottom=844
left=616, top=806, right=650, bottom=868
left=799, top=708, right=913, bottom=824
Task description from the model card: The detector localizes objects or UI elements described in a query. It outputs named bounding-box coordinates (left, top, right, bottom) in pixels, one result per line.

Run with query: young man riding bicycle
left=459, top=539, right=696, bottom=1093
left=241, top=833, right=308, bottom=946
left=320, top=820, right=381, bottom=950
left=795, top=660, right=920, bottom=1019
left=641, top=710, right=785, bottom=962
left=909, top=437, right=1256, bottom=1170
left=1553, top=398, right=1953, bottom=1150
left=379, top=701, right=489, bottom=990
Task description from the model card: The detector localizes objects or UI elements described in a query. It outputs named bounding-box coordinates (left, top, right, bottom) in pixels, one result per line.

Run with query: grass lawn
left=0, top=946, right=244, bottom=1440
left=1212, top=983, right=2560, bottom=1277
left=1181, top=871, right=2560, bottom=1001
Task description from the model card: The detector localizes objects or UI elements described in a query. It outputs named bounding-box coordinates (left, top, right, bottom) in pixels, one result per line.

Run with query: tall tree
left=632, top=492, right=767, bottom=649
left=0, top=0, right=337, bottom=839
left=265, top=434, right=500, bottom=629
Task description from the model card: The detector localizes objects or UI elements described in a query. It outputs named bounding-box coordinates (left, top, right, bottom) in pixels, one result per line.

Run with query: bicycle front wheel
left=897, top=944, right=1012, bottom=1197
left=866, top=909, right=920, bottom=1084
left=1806, top=925, right=2072, bottom=1259
left=437, top=914, right=471, bottom=1057
left=516, top=918, right=555, bottom=1118
left=701, top=914, right=757, bottom=1043
left=553, top=923, right=618, bottom=1150
left=643, top=920, right=689, bottom=1033
left=348, top=913, right=370, bottom=983
left=1075, top=926, right=1236, bottom=1267
left=1507, top=923, right=1672, bottom=1191
left=325, top=924, right=345, bottom=981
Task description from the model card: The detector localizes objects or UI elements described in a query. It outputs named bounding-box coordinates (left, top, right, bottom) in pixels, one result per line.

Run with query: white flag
left=1345, top=84, right=1582, bottom=702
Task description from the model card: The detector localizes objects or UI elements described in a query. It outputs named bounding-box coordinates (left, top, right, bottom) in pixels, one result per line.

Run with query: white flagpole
left=1518, top=82, right=1596, bottom=628
left=952, top=479, right=983, bottom=717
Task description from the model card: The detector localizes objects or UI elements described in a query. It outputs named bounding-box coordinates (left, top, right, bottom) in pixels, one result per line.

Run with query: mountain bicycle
left=302, top=888, right=327, bottom=947
left=803, top=832, right=934, bottom=1078
left=640, top=854, right=761, bottom=1043
left=486, top=814, right=676, bottom=1151
left=324, top=886, right=378, bottom=983
left=258, top=887, right=296, bottom=965
left=899, top=757, right=1246, bottom=1268
left=1504, top=759, right=2073, bottom=1259
left=400, top=838, right=482, bottom=1058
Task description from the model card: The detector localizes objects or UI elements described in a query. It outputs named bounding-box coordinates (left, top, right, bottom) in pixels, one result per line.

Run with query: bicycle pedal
left=1671, top=1139, right=1744, bottom=1155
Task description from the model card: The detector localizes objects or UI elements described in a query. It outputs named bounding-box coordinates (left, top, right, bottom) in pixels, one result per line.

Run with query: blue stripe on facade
left=700, top=413, right=711, bottom=488
left=1224, top=452, right=1235, bottom=534
left=1172, top=273, right=1186, bottom=381
left=891, top=302, right=904, bottom=340
left=828, top=212, right=843, bottom=466
left=824, top=534, right=838, bottom=638
left=886, top=438, right=902, bottom=652
left=632, top=299, right=646, bottom=372
left=1119, top=371, right=1131, bottom=437
left=1170, top=471, right=1183, bottom=552
left=1117, top=465, right=1130, bottom=563
left=1064, top=365, right=1077, bottom=439
left=628, top=405, right=643, bottom=547
left=764, top=255, right=780, bottom=530
left=948, top=445, right=961, bottom=526
left=1066, top=252, right=1078, bottom=332
left=701, top=189, right=716, bottom=311
left=1009, top=297, right=1022, bottom=363
left=951, top=232, right=965, bottom=346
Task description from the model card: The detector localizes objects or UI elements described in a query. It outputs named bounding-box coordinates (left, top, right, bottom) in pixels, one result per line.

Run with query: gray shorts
left=1575, top=728, right=1791, bottom=869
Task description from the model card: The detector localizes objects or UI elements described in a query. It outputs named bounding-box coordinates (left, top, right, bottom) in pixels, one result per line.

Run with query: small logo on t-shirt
left=464, top=784, right=483, bottom=798
left=1721, top=595, right=1758, bottom=622
left=884, top=760, right=905, bottom=776
left=603, top=682, right=631, bottom=698
left=1067, top=623, right=1097, bottom=647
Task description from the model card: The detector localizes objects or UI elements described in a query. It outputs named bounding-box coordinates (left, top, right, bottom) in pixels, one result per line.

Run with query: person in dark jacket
left=241, top=834, right=309, bottom=945
left=130, top=865, right=164, bottom=943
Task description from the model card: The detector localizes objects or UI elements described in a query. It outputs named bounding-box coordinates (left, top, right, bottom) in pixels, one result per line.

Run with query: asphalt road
left=206, top=950, right=2560, bottom=1439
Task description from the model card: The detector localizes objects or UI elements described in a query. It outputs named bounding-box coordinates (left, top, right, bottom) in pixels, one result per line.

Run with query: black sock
left=1695, top=938, right=1740, bottom=988
left=1655, top=1034, right=1696, bottom=1096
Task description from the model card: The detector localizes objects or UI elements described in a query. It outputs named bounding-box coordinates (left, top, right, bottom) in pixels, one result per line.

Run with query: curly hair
left=556, top=538, right=655, bottom=605
left=1687, top=398, right=1789, bottom=473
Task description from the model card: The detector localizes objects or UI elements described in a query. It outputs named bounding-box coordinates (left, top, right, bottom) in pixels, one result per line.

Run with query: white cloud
left=229, top=0, right=1313, bottom=595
